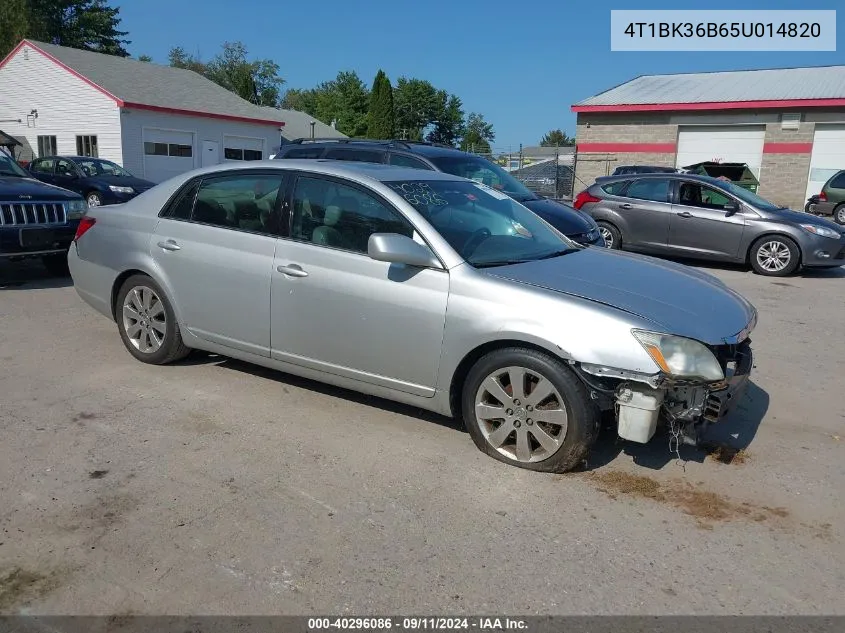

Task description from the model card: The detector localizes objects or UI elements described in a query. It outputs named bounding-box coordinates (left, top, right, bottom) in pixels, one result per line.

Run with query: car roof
left=192, top=158, right=467, bottom=184
left=37, top=155, right=109, bottom=161
left=597, top=172, right=724, bottom=185
left=279, top=139, right=479, bottom=160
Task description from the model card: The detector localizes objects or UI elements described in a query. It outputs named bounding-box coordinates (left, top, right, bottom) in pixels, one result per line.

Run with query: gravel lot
left=1, top=258, right=843, bottom=615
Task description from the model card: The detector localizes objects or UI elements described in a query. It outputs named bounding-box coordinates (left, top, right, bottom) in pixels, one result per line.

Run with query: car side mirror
left=368, top=233, right=442, bottom=269
left=724, top=201, right=740, bottom=216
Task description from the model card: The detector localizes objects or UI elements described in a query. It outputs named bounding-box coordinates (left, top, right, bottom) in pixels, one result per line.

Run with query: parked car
left=812, top=169, right=845, bottom=225
left=611, top=165, right=679, bottom=176
left=274, top=139, right=604, bottom=247
left=574, top=173, right=845, bottom=276
left=28, top=156, right=156, bottom=207
left=0, top=151, right=87, bottom=275
left=69, top=160, right=757, bottom=472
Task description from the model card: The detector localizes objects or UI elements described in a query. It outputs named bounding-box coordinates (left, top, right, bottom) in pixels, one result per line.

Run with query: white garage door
left=223, top=136, right=265, bottom=162
left=805, top=125, right=845, bottom=200
left=143, top=129, right=195, bottom=183
left=676, top=125, right=766, bottom=179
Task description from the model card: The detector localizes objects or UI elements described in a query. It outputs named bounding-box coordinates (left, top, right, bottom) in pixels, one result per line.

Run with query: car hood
left=521, top=197, right=596, bottom=233
left=85, top=175, right=156, bottom=191
left=0, top=176, right=83, bottom=201
left=764, top=207, right=843, bottom=231
left=484, top=247, right=757, bottom=345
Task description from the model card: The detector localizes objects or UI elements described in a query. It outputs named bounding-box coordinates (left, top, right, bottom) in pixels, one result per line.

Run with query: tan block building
left=572, top=66, right=845, bottom=211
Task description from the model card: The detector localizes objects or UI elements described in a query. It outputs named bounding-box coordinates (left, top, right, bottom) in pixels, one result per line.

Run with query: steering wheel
left=461, top=228, right=491, bottom=258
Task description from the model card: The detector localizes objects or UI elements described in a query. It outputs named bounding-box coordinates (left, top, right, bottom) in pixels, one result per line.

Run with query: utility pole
left=519, top=143, right=523, bottom=171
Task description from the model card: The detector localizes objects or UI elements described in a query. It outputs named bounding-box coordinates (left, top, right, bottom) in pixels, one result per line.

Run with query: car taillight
left=819, top=191, right=827, bottom=202
left=573, top=191, right=601, bottom=210
left=74, top=216, right=96, bottom=241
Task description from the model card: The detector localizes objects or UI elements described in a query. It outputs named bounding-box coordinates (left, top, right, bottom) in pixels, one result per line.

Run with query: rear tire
left=749, top=236, right=800, bottom=277
left=115, top=274, right=190, bottom=365
left=42, top=252, right=70, bottom=277
left=834, top=204, right=845, bottom=225
left=462, top=347, right=598, bottom=473
left=597, top=221, right=621, bottom=250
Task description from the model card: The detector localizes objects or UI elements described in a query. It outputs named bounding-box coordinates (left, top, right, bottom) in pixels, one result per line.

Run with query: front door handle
left=277, top=264, right=308, bottom=278
left=677, top=211, right=693, bottom=218
left=157, top=239, right=181, bottom=251
left=619, top=203, right=633, bottom=209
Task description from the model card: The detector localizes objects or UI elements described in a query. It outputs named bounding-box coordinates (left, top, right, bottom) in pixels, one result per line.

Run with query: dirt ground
left=1, top=258, right=843, bottom=615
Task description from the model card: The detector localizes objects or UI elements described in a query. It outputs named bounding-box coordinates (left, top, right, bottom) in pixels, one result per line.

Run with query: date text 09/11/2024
left=307, top=617, right=528, bottom=631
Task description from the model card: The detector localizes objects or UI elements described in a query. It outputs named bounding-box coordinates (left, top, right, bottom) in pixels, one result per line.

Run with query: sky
left=118, top=0, right=845, bottom=151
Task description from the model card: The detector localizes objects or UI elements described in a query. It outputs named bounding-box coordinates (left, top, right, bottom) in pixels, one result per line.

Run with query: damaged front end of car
left=572, top=330, right=754, bottom=449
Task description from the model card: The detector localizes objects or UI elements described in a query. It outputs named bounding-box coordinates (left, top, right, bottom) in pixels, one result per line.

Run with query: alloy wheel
left=87, top=193, right=102, bottom=207
left=474, top=366, right=568, bottom=463
left=836, top=207, right=845, bottom=225
left=122, top=286, right=167, bottom=353
left=755, top=240, right=791, bottom=273
left=598, top=227, right=613, bottom=248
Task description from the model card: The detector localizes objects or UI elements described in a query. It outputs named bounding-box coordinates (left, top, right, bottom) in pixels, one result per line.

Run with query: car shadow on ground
left=176, top=351, right=465, bottom=433
left=0, top=261, right=73, bottom=290
left=662, top=255, right=845, bottom=279
left=581, top=381, right=770, bottom=472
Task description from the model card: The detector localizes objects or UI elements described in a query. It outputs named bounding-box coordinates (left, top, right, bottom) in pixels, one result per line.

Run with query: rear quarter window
left=600, top=181, right=629, bottom=195
left=828, top=171, right=845, bottom=189
left=280, top=147, right=325, bottom=159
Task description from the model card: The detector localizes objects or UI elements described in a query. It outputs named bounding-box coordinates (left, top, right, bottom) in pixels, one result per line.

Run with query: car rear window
left=600, top=181, right=629, bottom=195
left=280, top=147, right=324, bottom=159
left=324, top=148, right=385, bottom=163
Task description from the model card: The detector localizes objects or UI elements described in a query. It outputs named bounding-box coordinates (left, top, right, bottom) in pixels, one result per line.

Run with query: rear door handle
left=619, top=203, right=633, bottom=209
left=677, top=212, right=693, bottom=218
left=276, top=264, right=308, bottom=278
left=157, top=239, right=181, bottom=251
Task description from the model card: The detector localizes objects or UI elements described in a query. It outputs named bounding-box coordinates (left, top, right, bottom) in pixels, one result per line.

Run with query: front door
left=201, top=141, right=220, bottom=167
left=151, top=171, right=286, bottom=356
left=667, top=181, right=747, bottom=260
left=270, top=174, right=449, bottom=396
left=54, top=158, right=82, bottom=195
left=613, top=178, right=673, bottom=249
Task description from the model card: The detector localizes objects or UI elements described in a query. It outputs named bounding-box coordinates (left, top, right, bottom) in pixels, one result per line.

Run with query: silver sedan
left=68, top=160, right=757, bottom=472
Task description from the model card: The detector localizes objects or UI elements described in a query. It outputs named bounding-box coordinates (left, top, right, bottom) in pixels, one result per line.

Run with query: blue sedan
left=28, top=156, right=156, bottom=206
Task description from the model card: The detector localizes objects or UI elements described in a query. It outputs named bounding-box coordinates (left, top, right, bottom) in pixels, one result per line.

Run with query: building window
left=76, top=135, right=98, bottom=157
left=37, top=135, right=57, bottom=157
left=224, top=147, right=263, bottom=161
left=144, top=142, right=192, bottom=157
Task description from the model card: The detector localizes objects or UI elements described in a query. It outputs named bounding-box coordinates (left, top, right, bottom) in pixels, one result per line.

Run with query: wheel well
left=110, top=269, right=149, bottom=320
left=745, top=233, right=803, bottom=264
left=448, top=339, right=568, bottom=418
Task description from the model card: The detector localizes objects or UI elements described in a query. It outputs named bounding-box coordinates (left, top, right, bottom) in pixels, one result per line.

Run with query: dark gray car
left=573, top=173, right=845, bottom=276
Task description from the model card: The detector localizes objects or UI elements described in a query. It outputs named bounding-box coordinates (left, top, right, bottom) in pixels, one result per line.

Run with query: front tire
left=749, top=236, right=800, bottom=277
left=462, top=347, right=598, bottom=473
left=42, top=252, right=70, bottom=276
left=115, top=274, right=190, bottom=364
left=597, top=221, right=621, bottom=250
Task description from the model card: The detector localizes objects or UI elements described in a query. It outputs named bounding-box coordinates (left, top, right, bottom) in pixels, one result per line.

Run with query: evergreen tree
left=0, top=0, right=29, bottom=59
left=27, top=0, right=130, bottom=56
left=367, top=70, right=395, bottom=139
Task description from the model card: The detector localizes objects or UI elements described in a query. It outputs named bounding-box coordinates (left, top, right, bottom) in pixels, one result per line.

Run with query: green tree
left=540, top=129, right=575, bottom=147
left=137, top=54, right=152, bottom=62
left=281, top=88, right=318, bottom=115
left=460, top=112, right=495, bottom=154
left=426, top=92, right=464, bottom=146
left=283, top=71, right=368, bottom=136
left=0, top=0, right=29, bottom=59
left=168, top=46, right=207, bottom=74
left=367, top=69, right=395, bottom=139
left=393, top=77, right=441, bottom=140
left=27, top=0, right=129, bottom=56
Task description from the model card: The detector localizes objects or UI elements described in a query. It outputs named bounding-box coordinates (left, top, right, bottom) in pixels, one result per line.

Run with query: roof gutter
left=121, top=102, right=285, bottom=127
left=572, top=98, right=845, bottom=113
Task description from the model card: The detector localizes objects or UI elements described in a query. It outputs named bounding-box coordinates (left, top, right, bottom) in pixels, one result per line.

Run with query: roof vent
left=781, top=113, right=801, bottom=130
left=23, top=47, right=29, bottom=60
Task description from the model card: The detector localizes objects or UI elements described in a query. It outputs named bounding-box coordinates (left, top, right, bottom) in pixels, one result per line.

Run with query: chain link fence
left=469, top=145, right=579, bottom=202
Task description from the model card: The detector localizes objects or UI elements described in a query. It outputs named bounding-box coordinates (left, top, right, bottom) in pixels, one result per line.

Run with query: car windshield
left=386, top=179, right=577, bottom=267
left=427, top=155, right=538, bottom=202
left=75, top=158, right=132, bottom=177
left=712, top=178, right=783, bottom=211
left=0, top=153, right=30, bottom=177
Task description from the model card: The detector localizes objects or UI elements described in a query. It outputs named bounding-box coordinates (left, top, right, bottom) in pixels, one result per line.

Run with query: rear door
left=28, top=158, right=56, bottom=184
left=667, top=180, right=747, bottom=259
left=613, top=177, right=673, bottom=249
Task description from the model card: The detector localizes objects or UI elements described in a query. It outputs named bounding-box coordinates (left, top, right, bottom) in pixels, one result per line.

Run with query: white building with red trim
left=572, top=66, right=845, bottom=210
left=0, top=40, right=343, bottom=183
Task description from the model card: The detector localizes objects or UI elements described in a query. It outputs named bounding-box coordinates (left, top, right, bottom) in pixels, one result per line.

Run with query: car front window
left=713, top=178, right=782, bottom=211
left=385, top=179, right=576, bottom=267
left=77, top=159, right=131, bottom=177
left=427, top=155, right=537, bottom=202
left=0, top=153, right=30, bottom=177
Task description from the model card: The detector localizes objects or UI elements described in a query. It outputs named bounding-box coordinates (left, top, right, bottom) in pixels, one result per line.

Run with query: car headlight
left=66, top=199, right=88, bottom=219
left=632, top=330, right=724, bottom=382
left=109, top=185, right=135, bottom=194
left=800, top=223, right=840, bottom=239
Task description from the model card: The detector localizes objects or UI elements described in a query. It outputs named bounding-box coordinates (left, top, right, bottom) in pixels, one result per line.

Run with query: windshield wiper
left=474, top=259, right=530, bottom=269
left=535, top=248, right=579, bottom=260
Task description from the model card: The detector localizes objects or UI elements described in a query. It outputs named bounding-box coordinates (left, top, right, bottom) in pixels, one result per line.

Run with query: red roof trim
left=572, top=98, right=845, bottom=113
left=3, top=40, right=125, bottom=104
left=763, top=142, right=813, bottom=154
left=577, top=142, right=676, bottom=153
left=122, top=102, right=285, bottom=127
